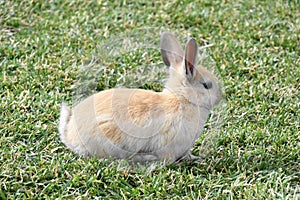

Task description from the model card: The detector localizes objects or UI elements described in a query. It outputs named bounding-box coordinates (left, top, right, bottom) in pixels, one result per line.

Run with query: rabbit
left=58, top=32, right=222, bottom=164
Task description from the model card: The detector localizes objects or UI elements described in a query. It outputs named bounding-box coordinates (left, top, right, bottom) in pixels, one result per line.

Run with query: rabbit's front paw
left=175, top=151, right=203, bottom=164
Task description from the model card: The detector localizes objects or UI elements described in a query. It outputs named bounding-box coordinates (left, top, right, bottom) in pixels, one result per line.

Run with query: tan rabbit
left=58, top=32, right=222, bottom=163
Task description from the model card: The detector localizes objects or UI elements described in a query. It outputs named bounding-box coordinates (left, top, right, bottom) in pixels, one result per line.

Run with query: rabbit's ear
left=184, top=38, right=198, bottom=79
left=160, top=32, right=184, bottom=67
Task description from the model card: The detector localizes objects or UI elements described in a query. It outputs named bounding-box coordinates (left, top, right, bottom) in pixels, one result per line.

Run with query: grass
left=1, top=0, right=299, bottom=199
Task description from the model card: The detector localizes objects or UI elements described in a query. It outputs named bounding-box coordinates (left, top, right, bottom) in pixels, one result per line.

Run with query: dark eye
left=203, top=81, right=212, bottom=89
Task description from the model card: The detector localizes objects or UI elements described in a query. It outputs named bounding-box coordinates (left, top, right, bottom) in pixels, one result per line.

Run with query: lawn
left=1, top=0, right=299, bottom=199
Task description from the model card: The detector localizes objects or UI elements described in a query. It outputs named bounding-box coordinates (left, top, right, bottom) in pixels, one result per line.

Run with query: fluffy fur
left=58, top=32, right=222, bottom=163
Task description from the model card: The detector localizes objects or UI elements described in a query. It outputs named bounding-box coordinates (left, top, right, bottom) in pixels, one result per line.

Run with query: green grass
left=1, top=0, right=299, bottom=199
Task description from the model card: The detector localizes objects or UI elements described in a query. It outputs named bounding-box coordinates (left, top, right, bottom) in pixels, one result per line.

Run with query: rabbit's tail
left=58, top=102, right=72, bottom=141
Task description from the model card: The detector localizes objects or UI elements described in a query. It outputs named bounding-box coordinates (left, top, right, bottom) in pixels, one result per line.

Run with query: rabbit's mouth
left=199, top=105, right=211, bottom=111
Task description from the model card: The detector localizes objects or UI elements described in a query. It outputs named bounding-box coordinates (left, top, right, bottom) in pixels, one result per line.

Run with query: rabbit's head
left=160, top=32, right=222, bottom=110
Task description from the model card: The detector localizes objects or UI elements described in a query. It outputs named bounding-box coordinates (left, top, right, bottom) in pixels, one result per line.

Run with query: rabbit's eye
left=203, top=81, right=212, bottom=89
